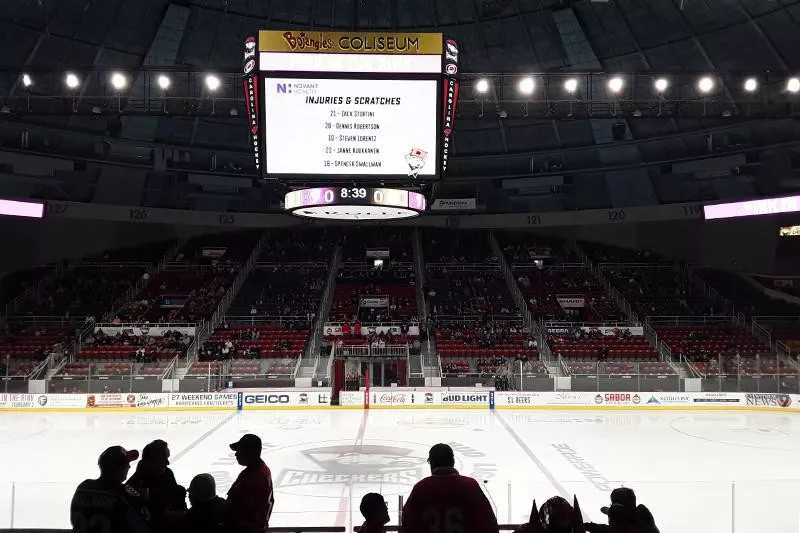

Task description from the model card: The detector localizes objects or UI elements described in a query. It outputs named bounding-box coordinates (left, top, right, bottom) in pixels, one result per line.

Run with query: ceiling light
left=205, top=74, right=221, bottom=92
left=475, top=78, right=489, bottom=93
left=157, top=75, right=171, bottom=90
left=65, top=73, right=80, bottom=89
left=21, top=74, right=32, bottom=88
left=110, top=72, right=127, bottom=90
left=787, top=77, right=800, bottom=93
left=654, top=78, right=668, bottom=93
left=743, top=78, right=758, bottom=93
left=697, top=76, right=714, bottom=94
left=518, top=77, right=535, bottom=95
left=564, top=78, right=578, bottom=94
left=607, top=76, right=624, bottom=94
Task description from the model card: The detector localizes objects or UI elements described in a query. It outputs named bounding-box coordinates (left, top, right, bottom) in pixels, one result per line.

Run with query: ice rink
left=2, top=408, right=800, bottom=533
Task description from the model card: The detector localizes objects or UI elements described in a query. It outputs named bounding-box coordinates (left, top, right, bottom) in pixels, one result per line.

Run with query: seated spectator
left=70, top=446, right=150, bottom=533
left=180, top=474, right=228, bottom=533
left=359, top=492, right=390, bottom=533
left=585, top=487, right=658, bottom=533
left=515, top=496, right=584, bottom=533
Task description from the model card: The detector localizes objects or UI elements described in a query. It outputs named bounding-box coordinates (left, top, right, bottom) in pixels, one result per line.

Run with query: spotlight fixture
left=21, top=74, right=32, bottom=88
left=787, top=77, right=800, bottom=93
left=518, top=77, right=535, bottom=95
left=564, top=78, right=578, bottom=94
left=654, top=78, right=669, bottom=93
left=475, top=78, right=490, bottom=93
left=743, top=78, right=758, bottom=93
left=607, top=76, right=624, bottom=94
left=110, top=72, right=127, bottom=90
left=65, top=73, right=80, bottom=89
left=157, top=75, right=171, bottom=90
left=205, top=74, right=221, bottom=92
left=697, top=76, right=714, bottom=94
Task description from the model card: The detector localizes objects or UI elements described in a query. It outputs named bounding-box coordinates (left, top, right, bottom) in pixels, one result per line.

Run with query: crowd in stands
left=229, top=267, right=324, bottom=319
left=81, top=328, right=193, bottom=361
left=423, top=229, right=496, bottom=263
left=427, top=269, right=515, bottom=316
left=548, top=328, right=657, bottom=361
left=70, top=439, right=659, bottom=533
left=699, top=268, right=800, bottom=316
left=259, top=229, right=335, bottom=263
left=502, top=232, right=581, bottom=265
left=199, top=323, right=309, bottom=363
left=605, top=267, right=715, bottom=317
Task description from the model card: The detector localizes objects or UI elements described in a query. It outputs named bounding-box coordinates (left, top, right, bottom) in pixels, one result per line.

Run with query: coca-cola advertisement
left=372, top=393, right=410, bottom=405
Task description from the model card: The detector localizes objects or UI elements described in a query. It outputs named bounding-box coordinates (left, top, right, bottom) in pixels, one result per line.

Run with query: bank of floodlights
left=607, top=76, right=624, bottom=94
left=743, top=78, right=759, bottom=93
left=65, top=73, right=80, bottom=90
left=787, top=77, right=800, bottom=93
left=110, top=72, right=127, bottom=91
left=518, top=76, right=535, bottom=95
left=697, top=76, right=715, bottom=94
left=654, top=78, right=669, bottom=93
left=475, top=78, right=490, bottom=94
left=157, top=75, right=171, bottom=90
left=205, top=74, right=221, bottom=92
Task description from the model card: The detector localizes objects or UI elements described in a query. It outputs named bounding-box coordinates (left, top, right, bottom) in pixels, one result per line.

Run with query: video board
left=243, top=30, right=460, bottom=182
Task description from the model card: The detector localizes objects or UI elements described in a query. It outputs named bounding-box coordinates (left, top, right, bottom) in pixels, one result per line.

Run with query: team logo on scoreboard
left=243, top=36, right=257, bottom=75
left=446, top=63, right=458, bottom=75
left=445, top=39, right=459, bottom=63
left=405, top=148, right=428, bottom=178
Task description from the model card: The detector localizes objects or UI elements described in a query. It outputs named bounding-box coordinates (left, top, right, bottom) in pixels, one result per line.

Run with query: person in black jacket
left=126, top=440, right=187, bottom=533
left=180, top=473, right=228, bottom=533
left=584, top=488, right=659, bottom=533
left=70, top=445, right=150, bottom=533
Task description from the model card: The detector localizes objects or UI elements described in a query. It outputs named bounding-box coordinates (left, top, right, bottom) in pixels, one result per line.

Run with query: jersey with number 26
left=402, top=469, right=499, bottom=533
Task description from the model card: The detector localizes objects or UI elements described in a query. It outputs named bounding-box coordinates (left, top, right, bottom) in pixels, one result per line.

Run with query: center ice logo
left=269, top=439, right=496, bottom=496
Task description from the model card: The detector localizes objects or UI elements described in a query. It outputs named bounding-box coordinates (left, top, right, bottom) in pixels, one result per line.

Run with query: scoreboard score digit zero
left=243, top=30, right=460, bottom=183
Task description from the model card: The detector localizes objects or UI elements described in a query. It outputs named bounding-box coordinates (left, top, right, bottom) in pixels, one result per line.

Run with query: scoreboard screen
left=264, top=78, right=438, bottom=177
left=244, top=30, right=460, bottom=182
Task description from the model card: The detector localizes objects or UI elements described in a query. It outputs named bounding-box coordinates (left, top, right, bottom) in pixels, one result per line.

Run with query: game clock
left=284, top=187, right=426, bottom=220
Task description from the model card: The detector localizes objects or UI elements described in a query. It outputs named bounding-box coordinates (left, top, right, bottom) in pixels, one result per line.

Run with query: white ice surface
left=1, top=409, right=800, bottom=532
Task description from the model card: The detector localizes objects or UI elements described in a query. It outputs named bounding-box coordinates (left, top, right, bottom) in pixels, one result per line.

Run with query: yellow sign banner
left=259, top=30, right=443, bottom=55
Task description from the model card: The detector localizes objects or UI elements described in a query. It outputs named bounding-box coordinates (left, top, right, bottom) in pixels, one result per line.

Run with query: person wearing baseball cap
left=227, top=434, right=274, bottom=533
left=585, top=487, right=658, bottom=533
left=70, top=446, right=150, bottom=533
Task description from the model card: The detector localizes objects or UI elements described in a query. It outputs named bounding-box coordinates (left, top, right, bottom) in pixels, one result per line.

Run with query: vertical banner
left=489, top=390, right=495, bottom=411
left=243, top=36, right=262, bottom=173
left=441, top=38, right=460, bottom=175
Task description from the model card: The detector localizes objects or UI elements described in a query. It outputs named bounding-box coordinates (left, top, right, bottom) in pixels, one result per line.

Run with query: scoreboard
left=243, top=30, right=460, bottom=182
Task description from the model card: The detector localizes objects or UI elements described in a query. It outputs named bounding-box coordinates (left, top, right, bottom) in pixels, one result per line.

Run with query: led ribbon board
left=284, top=187, right=426, bottom=220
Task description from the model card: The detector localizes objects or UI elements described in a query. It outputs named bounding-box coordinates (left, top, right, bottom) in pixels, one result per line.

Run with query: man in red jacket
left=228, top=434, right=275, bottom=533
left=402, top=443, right=498, bottom=533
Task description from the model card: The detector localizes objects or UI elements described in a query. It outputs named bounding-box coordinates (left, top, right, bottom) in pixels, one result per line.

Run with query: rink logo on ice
left=552, top=443, right=613, bottom=491
left=745, top=393, right=792, bottom=408
left=273, top=439, right=495, bottom=492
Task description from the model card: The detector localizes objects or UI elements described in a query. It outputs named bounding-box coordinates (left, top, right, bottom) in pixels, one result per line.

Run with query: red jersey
left=402, top=468, right=498, bottom=533
left=227, top=459, right=275, bottom=533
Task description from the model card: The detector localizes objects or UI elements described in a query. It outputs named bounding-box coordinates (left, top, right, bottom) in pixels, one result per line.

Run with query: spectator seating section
left=342, top=228, right=413, bottom=262
left=423, top=229, right=494, bottom=263
left=442, top=357, right=547, bottom=374
left=697, top=269, right=800, bottom=316
left=581, top=242, right=665, bottom=264
left=258, top=229, right=336, bottom=263
left=204, top=324, right=309, bottom=360
left=515, top=267, right=625, bottom=321
left=500, top=232, right=580, bottom=264
left=330, top=281, right=416, bottom=322
left=436, top=323, right=538, bottom=360
left=0, top=267, right=50, bottom=308
left=427, top=269, right=516, bottom=316
left=3, top=359, right=41, bottom=377
left=655, top=324, right=771, bottom=358
left=228, top=267, right=325, bottom=318
left=0, top=325, right=71, bottom=360
left=565, top=361, right=675, bottom=375
left=605, top=267, right=714, bottom=317
left=177, top=230, right=261, bottom=264
left=548, top=334, right=658, bottom=360
left=14, top=266, right=145, bottom=317
left=88, top=241, right=173, bottom=263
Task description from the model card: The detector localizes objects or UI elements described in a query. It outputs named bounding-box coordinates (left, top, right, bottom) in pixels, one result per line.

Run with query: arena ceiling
left=1, top=0, right=800, bottom=212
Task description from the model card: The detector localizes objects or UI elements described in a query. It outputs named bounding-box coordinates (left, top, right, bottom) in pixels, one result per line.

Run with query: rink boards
left=1, top=390, right=800, bottom=412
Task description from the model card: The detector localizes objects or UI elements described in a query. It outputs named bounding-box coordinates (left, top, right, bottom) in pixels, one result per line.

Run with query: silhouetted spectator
left=402, top=444, right=498, bottom=533
left=70, top=446, right=150, bottom=533
left=359, top=492, right=390, bottom=533
left=585, top=487, right=658, bottom=533
left=228, top=434, right=274, bottom=533
left=126, top=440, right=186, bottom=533
left=179, top=474, right=228, bottom=533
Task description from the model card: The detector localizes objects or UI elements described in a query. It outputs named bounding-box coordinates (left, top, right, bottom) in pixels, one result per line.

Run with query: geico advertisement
left=242, top=391, right=331, bottom=408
